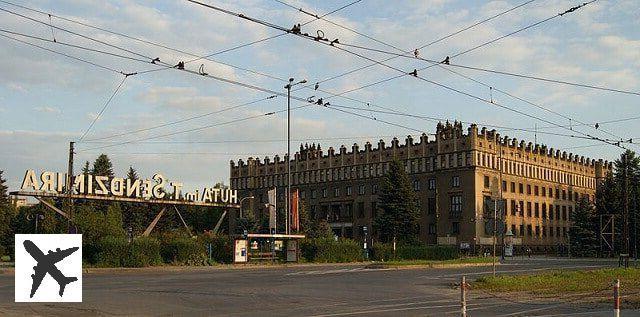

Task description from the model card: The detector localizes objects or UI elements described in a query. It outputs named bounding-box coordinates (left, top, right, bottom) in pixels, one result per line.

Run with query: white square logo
left=14, top=234, right=82, bottom=302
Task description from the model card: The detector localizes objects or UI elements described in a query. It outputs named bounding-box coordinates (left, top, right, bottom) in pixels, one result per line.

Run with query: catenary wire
left=79, top=76, right=129, bottom=141
left=188, top=0, right=628, bottom=150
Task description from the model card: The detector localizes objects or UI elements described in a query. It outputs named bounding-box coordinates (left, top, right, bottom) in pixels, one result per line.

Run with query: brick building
left=229, top=121, right=612, bottom=251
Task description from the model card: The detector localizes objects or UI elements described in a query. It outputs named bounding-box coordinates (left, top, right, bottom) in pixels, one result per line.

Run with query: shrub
left=126, top=237, right=162, bottom=267
left=371, top=243, right=459, bottom=261
left=198, top=233, right=233, bottom=264
left=300, top=238, right=364, bottom=263
left=95, top=236, right=162, bottom=267
left=96, top=236, right=128, bottom=267
left=161, top=235, right=207, bottom=265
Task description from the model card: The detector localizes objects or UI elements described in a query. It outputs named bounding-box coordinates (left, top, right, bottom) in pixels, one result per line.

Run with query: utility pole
left=624, top=153, right=630, bottom=256
left=493, top=197, right=497, bottom=276
left=284, top=78, right=306, bottom=235
left=67, top=141, right=75, bottom=232
left=499, top=141, right=505, bottom=261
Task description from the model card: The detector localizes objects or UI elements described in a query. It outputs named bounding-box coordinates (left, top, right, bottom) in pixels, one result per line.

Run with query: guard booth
left=233, top=233, right=305, bottom=263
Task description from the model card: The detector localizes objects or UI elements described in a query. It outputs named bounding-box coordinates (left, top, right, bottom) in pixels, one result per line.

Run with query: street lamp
left=27, top=214, right=45, bottom=233
left=239, top=196, right=254, bottom=218
left=284, top=78, right=307, bottom=235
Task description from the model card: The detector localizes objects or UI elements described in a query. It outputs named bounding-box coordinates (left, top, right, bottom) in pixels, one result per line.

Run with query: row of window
left=508, top=200, right=572, bottom=221
left=477, top=151, right=596, bottom=189
left=510, top=224, right=569, bottom=238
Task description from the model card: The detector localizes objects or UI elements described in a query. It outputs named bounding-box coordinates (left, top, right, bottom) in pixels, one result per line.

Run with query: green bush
left=161, top=235, right=207, bottom=265
left=198, top=233, right=233, bottom=264
left=300, top=238, right=364, bottom=263
left=96, top=236, right=128, bottom=267
left=95, top=236, right=162, bottom=267
left=371, top=244, right=459, bottom=261
left=126, top=237, right=162, bottom=267
left=0, top=245, right=5, bottom=260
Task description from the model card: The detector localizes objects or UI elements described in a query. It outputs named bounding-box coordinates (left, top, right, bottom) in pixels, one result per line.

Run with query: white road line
left=530, top=310, right=614, bottom=317
left=430, top=265, right=610, bottom=278
left=306, top=303, right=482, bottom=317
left=286, top=268, right=393, bottom=276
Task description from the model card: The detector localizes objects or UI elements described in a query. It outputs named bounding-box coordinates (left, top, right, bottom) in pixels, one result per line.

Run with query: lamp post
left=239, top=196, right=255, bottom=218
left=284, top=78, right=306, bottom=235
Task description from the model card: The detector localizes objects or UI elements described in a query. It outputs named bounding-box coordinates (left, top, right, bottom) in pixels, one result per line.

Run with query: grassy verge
left=474, top=267, right=640, bottom=306
left=381, top=257, right=495, bottom=267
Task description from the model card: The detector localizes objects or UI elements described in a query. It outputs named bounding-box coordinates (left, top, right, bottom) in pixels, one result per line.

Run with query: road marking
left=429, top=265, right=610, bottom=278
left=306, top=303, right=482, bottom=317
left=286, top=268, right=393, bottom=276
left=530, top=310, right=613, bottom=317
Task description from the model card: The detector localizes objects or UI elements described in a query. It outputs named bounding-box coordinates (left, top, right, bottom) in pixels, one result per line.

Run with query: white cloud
left=34, top=106, right=62, bottom=114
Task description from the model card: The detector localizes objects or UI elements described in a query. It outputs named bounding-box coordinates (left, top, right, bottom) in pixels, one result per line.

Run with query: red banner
left=291, top=189, right=299, bottom=232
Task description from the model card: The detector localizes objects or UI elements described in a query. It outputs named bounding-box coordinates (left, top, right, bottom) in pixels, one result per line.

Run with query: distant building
left=229, top=121, right=611, bottom=252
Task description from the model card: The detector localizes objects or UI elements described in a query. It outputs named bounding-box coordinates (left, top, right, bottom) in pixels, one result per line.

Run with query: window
left=372, top=184, right=378, bottom=194
left=527, top=184, right=531, bottom=195
left=550, top=226, right=554, bottom=237
left=511, top=224, right=517, bottom=236
left=519, top=183, right=524, bottom=194
left=452, top=176, right=460, bottom=188
left=301, top=191, right=306, bottom=199
left=568, top=206, right=573, bottom=221
left=519, top=224, right=525, bottom=236
left=334, top=188, right=340, bottom=197
left=535, top=225, right=540, bottom=237
left=346, top=186, right=352, bottom=196
left=562, top=206, right=567, bottom=220
left=534, top=186, right=539, bottom=196
left=549, top=205, right=554, bottom=220
left=311, top=190, right=317, bottom=199
left=542, top=203, right=547, bottom=219
left=451, top=195, right=463, bottom=213
left=527, top=224, right=532, bottom=236
left=428, top=223, right=436, bottom=234
left=549, top=187, right=553, bottom=198
left=322, top=188, right=327, bottom=198
left=502, top=180, right=507, bottom=192
left=358, top=184, right=365, bottom=195
left=428, top=198, right=436, bottom=214
left=519, top=201, right=524, bottom=217
left=357, top=202, right=365, bottom=219
left=510, top=200, right=516, bottom=216
left=534, top=203, right=539, bottom=218
left=428, top=178, right=436, bottom=190
left=510, top=182, right=516, bottom=193
left=527, top=202, right=532, bottom=217
left=413, top=180, right=420, bottom=191
left=452, top=222, right=460, bottom=234
left=568, top=190, right=573, bottom=201
left=484, top=176, right=490, bottom=188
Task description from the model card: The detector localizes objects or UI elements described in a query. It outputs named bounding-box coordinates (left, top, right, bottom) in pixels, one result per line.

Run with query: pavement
left=0, top=256, right=638, bottom=316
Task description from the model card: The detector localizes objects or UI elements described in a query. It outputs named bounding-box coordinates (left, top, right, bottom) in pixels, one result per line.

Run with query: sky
left=0, top=0, right=638, bottom=192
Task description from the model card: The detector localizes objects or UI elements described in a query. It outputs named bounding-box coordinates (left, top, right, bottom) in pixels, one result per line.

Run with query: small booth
left=233, top=233, right=305, bottom=263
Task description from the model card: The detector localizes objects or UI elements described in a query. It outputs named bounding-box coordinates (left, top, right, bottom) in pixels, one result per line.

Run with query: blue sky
left=0, top=0, right=638, bottom=191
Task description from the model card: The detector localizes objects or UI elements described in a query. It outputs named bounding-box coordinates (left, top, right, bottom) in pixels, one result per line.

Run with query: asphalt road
left=0, top=257, right=638, bottom=316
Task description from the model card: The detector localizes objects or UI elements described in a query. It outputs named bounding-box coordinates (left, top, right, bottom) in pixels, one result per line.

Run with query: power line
left=78, top=75, right=129, bottom=141
left=285, top=0, right=538, bottom=93
left=80, top=135, right=400, bottom=144
left=0, top=33, right=125, bottom=74
left=181, top=0, right=629, bottom=150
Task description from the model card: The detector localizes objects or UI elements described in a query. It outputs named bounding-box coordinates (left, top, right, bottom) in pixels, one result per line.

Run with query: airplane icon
left=23, top=240, right=79, bottom=298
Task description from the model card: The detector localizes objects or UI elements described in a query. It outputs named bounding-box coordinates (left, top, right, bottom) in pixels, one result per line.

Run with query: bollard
left=614, top=279, right=620, bottom=317
left=461, top=276, right=467, bottom=317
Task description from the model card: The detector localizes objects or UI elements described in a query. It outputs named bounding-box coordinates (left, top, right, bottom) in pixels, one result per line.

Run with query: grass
left=380, top=257, right=495, bottom=267
left=474, top=267, right=640, bottom=306
left=0, top=255, right=10, bottom=262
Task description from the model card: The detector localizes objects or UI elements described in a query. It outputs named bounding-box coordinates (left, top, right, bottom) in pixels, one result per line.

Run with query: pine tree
left=91, top=154, right=114, bottom=177
left=0, top=170, right=15, bottom=258
left=0, top=170, right=8, bottom=205
left=569, top=197, right=599, bottom=257
left=126, top=166, right=138, bottom=181
left=373, top=160, right=420, bottom=243
left=81, top=161, right=91, bottom=175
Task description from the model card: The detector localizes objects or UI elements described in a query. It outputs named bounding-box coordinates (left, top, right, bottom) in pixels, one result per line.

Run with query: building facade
left=229, top=122, right=611, bottom=251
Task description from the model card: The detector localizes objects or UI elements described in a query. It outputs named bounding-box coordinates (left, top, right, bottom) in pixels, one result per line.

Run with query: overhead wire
left=78, top=75, right=129, bottom=141
left=188, top=0, right=629, bottom=150
left=270, top=0, right=625, bottom=140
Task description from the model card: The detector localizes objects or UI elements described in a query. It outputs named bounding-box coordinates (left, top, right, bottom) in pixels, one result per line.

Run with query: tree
left=569, top=197, right=599, bottom=257
left=0, top=170, right=15, bottom=257
left=126, top=166, right=138, bottom=181
left=91, top=154, right=114, bottom=178
left=81, top=161, right=91, bottom=175
left=298, top=202, right=333, bottom=239
left=373, top=160, right=420, bottom=243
